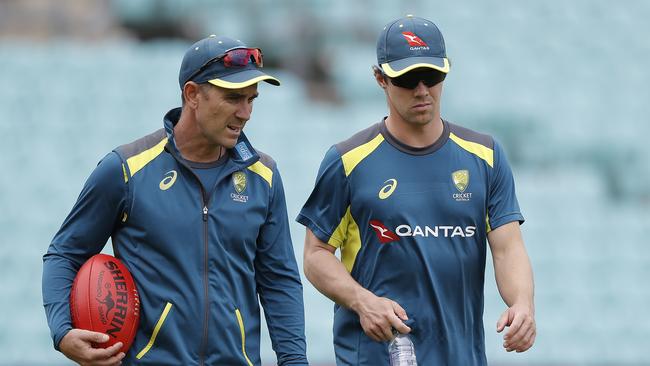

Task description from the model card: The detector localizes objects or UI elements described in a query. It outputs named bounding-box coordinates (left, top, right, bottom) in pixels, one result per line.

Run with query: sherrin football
left=70, top=254, right=140, bottom=353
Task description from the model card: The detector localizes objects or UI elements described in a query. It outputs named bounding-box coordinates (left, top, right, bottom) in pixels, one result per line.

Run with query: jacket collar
left=162, top=107, right=260, bottom=169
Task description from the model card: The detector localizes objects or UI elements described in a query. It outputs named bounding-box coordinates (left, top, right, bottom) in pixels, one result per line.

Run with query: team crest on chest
left=232, top=171, right=246, bottom=193
left=451, top=169, right=472, bottom=201
left=231, top=171, right=249, bottom=203
left=452, top=170, right=469, bottom=192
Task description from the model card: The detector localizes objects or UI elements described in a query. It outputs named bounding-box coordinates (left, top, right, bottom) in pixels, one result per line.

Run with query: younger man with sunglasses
left=43, top=35, right=308, bottom=365
left=298, top=15, right=535, bottom=364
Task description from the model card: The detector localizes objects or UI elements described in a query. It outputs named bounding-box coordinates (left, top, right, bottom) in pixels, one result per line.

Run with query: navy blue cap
left=377, top=15, right=450, bottom=77
left=178, top=35, right=280, bottom=90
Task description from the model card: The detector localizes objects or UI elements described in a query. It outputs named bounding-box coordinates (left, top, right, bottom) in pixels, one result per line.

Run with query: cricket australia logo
left=231, top=171, right=249, bottom=203
left=452, top=169, right=472, bottom=201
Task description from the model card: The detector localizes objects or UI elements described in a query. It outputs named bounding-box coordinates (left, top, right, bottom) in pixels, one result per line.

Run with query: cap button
left=209, top=34, right=216, bottom=37
left=406, top=14, right=413, bottom=17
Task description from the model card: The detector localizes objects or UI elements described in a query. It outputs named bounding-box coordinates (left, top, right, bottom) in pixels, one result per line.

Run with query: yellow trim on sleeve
left=328, top=206, right=362, bottom=273
left=136, top=302, right=173, bottom=360
left=126, top=138, right=168, bottom=177
left=247, top=161, right=273, bottom=187
left=122, top=164, right=129, bottom=183
left=235, top=309, right=254, bottom=366
left=486, top=215, right=491, bottom=233
left=381, top=58, right=450, bottom=77
left=207, top=75, right=280, bottom=89
left=341, top=134, right=384, bottom=176
left=449, top=132, right=494, bottom=168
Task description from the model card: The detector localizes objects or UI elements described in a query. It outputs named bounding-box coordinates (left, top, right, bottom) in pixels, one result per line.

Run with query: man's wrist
left=349, top=287, right=373, bottom=314
left=54, top=327, right=72, bottom=351
left=510, top=298, right=535, bottom=315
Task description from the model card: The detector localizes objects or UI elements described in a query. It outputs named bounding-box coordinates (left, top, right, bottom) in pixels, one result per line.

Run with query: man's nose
left=235, top=101, right=252, bottom=120
left=413, top=81, right=429, bottom=96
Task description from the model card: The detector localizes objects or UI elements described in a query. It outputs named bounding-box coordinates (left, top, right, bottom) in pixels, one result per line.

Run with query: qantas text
left=395, top=225, right=476, bottom=238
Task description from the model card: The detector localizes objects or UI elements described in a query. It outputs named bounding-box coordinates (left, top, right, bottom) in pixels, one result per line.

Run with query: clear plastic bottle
left=388, top=332, right=417, bottom=366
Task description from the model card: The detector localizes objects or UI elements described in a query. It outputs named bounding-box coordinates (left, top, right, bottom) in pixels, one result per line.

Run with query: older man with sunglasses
left=43, top=35, right=308, bottom=365
left=298, top=15, right=535, bottom=365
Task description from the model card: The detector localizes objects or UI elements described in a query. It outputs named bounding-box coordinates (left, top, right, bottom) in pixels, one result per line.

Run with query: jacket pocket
left=235, top=308, right=254, bottom=366
left=135, top=302, right=173, bottom=360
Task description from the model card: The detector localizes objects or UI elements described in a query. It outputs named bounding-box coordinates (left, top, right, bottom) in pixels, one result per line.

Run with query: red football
left=70, top=254, right=140, bottom=353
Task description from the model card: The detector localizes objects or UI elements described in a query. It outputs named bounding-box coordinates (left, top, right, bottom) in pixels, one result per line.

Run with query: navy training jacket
left=42, top=108, right=308, bottom=365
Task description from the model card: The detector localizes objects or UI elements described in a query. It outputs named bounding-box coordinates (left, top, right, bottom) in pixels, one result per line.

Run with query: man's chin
left=223, top=141, right=238, bottom=149
left=407, top=113, right=435, bottom=126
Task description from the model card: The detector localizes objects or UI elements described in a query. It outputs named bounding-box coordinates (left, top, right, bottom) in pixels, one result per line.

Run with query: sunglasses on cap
left=187, top=47, right=264, bottom=83
left=386, top=69, right=446, bottom=89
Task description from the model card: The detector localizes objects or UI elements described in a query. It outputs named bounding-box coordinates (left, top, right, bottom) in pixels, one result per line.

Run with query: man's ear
left=183, top=81, right=201, bottom=109
left=372, top=66, right=388, bottom=89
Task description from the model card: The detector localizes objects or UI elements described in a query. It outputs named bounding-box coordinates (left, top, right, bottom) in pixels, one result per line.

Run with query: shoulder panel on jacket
left=447, top=122, right=494, bottom=168
left=247, top=151, right=275, bottom=187
left=335, top=123, right=384, bottom=177
left=115, top=129, right=168, bottom=178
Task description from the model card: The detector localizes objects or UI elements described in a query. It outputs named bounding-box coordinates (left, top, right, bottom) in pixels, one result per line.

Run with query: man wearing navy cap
left=298, top=15, right=535, bottom=364
left=43, top=35, right=308, bottom=365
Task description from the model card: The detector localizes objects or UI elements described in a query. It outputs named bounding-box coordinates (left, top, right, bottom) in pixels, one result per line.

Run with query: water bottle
left=388, top=332, right=417, bottom=366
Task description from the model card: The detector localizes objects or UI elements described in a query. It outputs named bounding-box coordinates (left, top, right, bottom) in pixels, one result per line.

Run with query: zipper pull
left=203, top=206, right=208, bottom=221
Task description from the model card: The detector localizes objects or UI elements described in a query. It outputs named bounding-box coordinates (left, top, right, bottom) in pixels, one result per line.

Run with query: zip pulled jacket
left=42, top=108, right=308, bottom=365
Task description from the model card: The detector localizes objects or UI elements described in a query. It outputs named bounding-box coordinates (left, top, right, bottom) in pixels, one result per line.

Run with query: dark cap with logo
left=178, top=35, right=280, bottom=90
left=376, top=15, right=450, bottom=77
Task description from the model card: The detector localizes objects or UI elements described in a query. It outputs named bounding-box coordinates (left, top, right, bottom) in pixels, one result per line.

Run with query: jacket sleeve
left=254, top=165, right=308, bottom=365
left=42, top=152, right=127, bottom=350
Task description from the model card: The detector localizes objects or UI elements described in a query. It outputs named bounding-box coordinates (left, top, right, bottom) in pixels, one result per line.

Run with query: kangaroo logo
left=401, top=32, right=428, bottom=47
left=98, top=291, right=115, bottom=313
left=96, top=291, right=116, bottom=325
left=369, top=220, right=399, bottom=244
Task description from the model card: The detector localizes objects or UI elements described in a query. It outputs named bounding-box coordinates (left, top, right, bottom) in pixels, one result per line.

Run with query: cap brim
left=381, top=57, right=450, bottom=78
left=207, top=69, right=280, bottom=89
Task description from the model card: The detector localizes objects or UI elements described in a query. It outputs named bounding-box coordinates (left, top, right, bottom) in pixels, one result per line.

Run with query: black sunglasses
left=387, top=69, right=446, bottom=89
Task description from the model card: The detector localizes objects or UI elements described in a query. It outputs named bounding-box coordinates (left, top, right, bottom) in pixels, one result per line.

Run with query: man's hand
left=354, top=291, right=411, bottom=342
left=496, top=304, right=536, bottom=352
left=302, top=229, right=410, bottom=342
left=59, top=329, right=125, bottom=366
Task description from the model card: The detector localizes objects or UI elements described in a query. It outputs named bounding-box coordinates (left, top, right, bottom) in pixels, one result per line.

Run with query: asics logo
left=159, top=170, right=177, bottom=190
left=378, top=179, right=398, bottom=200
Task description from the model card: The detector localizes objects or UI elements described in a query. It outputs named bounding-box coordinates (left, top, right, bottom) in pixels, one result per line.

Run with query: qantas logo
left=369, top=220, right=399, bottom=243
left=401, top=32, right=427, bottom=47
left=370, top=220, right=476, bottom=242
left=395, top=224, right=476, bottom=238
